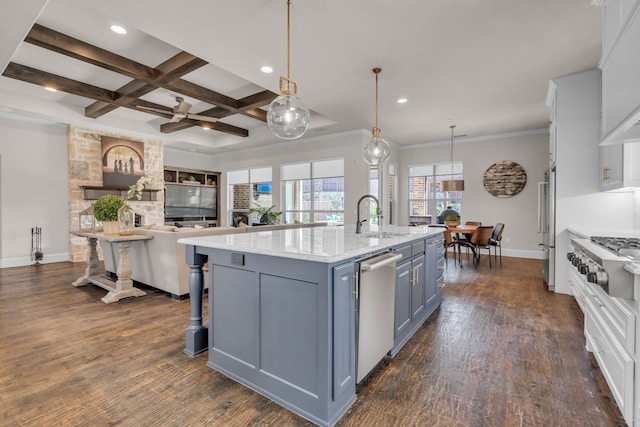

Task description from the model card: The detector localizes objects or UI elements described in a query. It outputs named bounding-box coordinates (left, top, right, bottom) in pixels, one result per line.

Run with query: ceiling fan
left=138, top=96, right=218, bottom=123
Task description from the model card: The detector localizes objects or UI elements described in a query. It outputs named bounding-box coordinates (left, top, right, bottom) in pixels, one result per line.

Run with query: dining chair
left=469, top=225, right=494, bottom=269
left=457, top=221, right=482, bottom=259
left=489, top=223, right=505, bottom=266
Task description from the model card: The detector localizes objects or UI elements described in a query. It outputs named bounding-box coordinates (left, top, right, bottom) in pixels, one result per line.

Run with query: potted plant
left=444, top=214, right=460, bottom=227
left=93, top=194, right=125, bottom=235
left=248, top=204, right=282, bottom=225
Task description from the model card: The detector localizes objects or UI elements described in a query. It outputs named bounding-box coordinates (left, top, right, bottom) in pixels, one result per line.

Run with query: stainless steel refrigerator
left=538, top=166, right=555, bottom=291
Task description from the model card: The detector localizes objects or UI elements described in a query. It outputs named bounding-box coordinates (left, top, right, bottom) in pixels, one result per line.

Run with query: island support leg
left=184, top=245, right=208, bottom=357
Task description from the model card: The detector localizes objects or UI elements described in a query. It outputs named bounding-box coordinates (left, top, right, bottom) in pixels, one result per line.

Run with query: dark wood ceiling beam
left=242, top=108, right=268, bottom=122
left=160, top=118, right=248, bottom=137
left=26, top=24, right=155, bottom=80
left=17, top=24, right=265, bottom=138
left=160, top=92, right=274, bottom=133
left=2, top=62, right=116, bottom=102
left=163, top=79, right=239, bottom=110
left=85, top=52, right=208, bottom=118
left=238, top=90, right=277, bottom=110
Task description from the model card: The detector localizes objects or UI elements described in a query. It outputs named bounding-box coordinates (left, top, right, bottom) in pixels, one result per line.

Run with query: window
left=282, top=159, right=344, bottom=223
left=228, top=167, right=272, bottom=226
left=408, top=162, right=463, bottom=224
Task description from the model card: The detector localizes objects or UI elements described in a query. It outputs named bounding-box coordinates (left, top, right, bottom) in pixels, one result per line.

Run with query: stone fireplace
left=67, top=125, right=164, bottom=262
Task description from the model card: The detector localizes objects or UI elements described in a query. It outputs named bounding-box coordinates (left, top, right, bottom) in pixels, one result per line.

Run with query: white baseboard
left=0, top=252, right=69, bottom=268
left=446, top=247, right=544, bottom=260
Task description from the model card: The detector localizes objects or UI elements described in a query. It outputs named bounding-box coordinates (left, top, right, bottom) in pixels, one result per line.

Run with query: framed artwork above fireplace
left=101, top=136, right=144, bottom=189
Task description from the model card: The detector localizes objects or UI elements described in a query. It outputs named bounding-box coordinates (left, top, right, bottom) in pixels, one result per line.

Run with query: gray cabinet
left=201, top=248, right=357, bottom=426
left=390, top=235, right=442, bottom=356
left=425, top=237, right=444, bottom=312
left=332, top=262, right=356, bottom=398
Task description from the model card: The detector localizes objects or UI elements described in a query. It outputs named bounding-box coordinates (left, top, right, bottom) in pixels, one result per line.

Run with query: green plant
left=445, top=214, right=459, bottom=222
left=93, top=194, right=125, bottom=222
left=248, top=204, right=282, bottom=224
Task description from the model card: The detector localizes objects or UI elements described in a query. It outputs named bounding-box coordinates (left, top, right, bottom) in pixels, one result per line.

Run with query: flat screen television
left=164, top=184, right=216, bottom=220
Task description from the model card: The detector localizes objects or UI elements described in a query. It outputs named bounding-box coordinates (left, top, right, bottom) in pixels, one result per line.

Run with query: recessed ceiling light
left=44, top=86, right=57, bottom=92
left=261, top=66, right=273, bottom=74
left=201, top=125, right=211, bottom=131
left=110, top=25, right=127, bottom=35
left=397, top=98, right=408, bottom=104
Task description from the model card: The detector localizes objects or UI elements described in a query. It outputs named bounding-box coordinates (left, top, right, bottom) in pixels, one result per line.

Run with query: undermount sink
left=364, top=232, right=410, bottom=238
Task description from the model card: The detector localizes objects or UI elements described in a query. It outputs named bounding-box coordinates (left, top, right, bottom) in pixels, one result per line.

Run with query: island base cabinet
left=203, top=248, right=356, bottom=427
left=390, top=235, right=443, bottom=356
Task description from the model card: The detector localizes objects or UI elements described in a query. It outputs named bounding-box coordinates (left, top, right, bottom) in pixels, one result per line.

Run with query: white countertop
left=178, top=225, right=443, bottom=263
left=567, top=226, right=640, bottom=239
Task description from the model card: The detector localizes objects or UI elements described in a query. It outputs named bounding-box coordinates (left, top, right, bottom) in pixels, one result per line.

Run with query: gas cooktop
left=591, top=236, right=640, bottom=260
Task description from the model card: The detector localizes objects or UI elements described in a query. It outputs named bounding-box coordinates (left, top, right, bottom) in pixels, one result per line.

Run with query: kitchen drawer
left=568, top=267, right=588, bottom=315
left=393, top=244, right=412, bottom=262
left=412, top=240, right=426, bottom=256
left=584, top=280, right=636, bottom=355
left=584, top=307, right=634, bottom=425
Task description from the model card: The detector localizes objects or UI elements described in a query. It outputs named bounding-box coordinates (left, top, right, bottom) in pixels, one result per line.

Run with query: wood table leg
left=72, top=236, right=100, bottom=287
left=101, top=241, right=147, bottom=303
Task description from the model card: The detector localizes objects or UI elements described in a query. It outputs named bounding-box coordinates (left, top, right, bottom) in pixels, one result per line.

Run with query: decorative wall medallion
left=483, top=161, right=527, bottom=198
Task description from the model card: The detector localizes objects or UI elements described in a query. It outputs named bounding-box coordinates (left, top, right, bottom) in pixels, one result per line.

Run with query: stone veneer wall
left=67, top=125, right=164, bottom=262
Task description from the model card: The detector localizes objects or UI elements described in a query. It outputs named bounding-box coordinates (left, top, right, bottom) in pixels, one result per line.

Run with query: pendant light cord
left=372, top=67, right=382, bottom=138
left=450, top=125, right=455, bottom=177
left=287, top=0, right=291, bottom=82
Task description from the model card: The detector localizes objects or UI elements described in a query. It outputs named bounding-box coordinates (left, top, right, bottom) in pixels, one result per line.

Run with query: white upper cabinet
left=599, top=141, right=640, bottom=191
left=601, top=1, right=640, bottom=141
left=602, top=0, right=639, bottom=57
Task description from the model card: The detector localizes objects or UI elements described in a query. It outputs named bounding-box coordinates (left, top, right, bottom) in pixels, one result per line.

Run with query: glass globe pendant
left=363, top=128, right=390, bottom=166
left=363, top=68, right=390, bottom=166
left=267, top=0, right=310, bottom=139
left=267, top=89, right=310, bottom=139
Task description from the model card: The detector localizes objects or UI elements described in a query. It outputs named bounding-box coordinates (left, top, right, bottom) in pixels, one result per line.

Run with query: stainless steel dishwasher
left=356, top=251, right=403, bottom=383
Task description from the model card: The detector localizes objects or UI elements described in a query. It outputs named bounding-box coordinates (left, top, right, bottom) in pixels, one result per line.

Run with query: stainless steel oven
left=567, top=238, right=635, bottom=299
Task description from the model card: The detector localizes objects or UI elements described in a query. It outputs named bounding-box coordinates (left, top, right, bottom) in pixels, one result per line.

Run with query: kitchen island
left=178, top=225, right=444, bottom=426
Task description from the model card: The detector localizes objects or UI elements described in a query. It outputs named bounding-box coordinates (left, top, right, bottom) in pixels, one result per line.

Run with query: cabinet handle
left=352, top=272, right=359, bottom=300
left=603, top=167, right=609, bottom=181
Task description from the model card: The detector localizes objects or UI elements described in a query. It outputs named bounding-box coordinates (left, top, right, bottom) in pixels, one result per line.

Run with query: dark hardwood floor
left=0, top=255, right=627, bottom=426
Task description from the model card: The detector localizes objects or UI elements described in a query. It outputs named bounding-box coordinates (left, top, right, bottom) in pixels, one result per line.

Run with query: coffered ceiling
left=0, top=0, right=601, bottom=155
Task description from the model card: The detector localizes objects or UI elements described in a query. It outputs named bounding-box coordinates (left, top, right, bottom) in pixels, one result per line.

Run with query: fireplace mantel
left=81, top=186, right=161, bottom=201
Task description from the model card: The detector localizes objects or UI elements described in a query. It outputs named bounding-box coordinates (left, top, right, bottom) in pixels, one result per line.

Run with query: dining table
left=447, top=224, right=479, bottom=265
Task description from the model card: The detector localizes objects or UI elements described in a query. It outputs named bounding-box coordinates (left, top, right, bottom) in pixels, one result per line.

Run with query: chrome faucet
left=356, top=195, right=380, bottom=234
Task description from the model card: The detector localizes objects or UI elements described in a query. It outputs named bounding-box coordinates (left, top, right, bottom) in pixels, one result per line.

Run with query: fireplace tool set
left=31, top=227, right=43, bottom=265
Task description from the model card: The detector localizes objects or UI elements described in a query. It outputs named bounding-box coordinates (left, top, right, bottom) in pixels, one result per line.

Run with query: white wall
left=166, top=128, right=550, bottom=259
left=399, top=130, right=550, bottom=258
left=0, top=116, right=69, bottom=267
left=165, top=130, right=388, bottom=226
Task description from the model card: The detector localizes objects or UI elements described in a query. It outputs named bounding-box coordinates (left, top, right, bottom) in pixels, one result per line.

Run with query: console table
left=72, top=232, right=152, bottom=303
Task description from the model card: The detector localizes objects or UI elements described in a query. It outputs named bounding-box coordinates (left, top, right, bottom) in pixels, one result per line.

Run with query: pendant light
left=441, top=124, right=465, bottom=192
left=267, top=0, right=310, bottom=140
left=363, top=68, right=390, bottom=166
